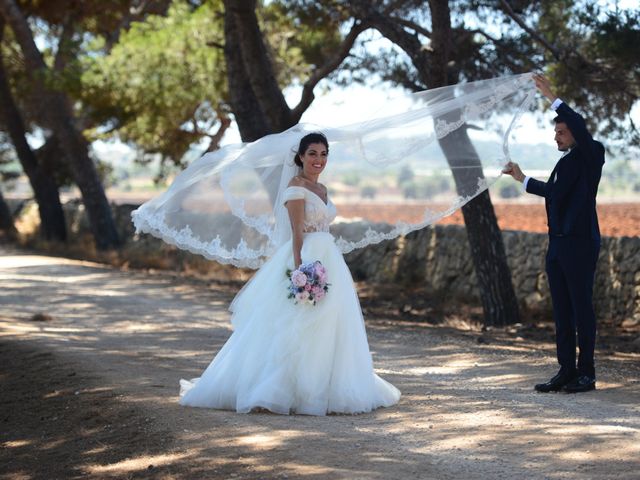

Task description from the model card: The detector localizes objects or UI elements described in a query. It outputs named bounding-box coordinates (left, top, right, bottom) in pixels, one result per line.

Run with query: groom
left=503, top=74, right=605, bottom=393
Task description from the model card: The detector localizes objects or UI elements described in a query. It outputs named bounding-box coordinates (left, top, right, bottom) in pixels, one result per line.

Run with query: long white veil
left=132, top=73, right=536, bottom=268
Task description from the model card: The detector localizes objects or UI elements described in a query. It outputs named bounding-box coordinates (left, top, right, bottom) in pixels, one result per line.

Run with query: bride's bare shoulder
left=288, top=176, right=305, bottom=187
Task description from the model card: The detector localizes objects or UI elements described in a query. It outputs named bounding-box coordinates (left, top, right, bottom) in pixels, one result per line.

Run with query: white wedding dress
left=179, top=186, right=401, bottom=415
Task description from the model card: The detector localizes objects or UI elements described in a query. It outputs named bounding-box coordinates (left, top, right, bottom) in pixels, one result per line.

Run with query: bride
left=177, top=132, right=401, bottom=415
left=132, top=73, right=537, bottom=415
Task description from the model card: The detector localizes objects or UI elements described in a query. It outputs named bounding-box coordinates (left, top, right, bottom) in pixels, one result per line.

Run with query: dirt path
left=1, top=248, right=639, bottom=480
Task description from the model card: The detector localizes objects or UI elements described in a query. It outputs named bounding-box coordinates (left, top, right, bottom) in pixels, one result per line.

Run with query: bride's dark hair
left=293, top=132, right=329, bottom=168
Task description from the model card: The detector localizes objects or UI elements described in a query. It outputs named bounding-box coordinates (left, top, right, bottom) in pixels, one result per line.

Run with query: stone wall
left=341, top=223, right=640, bottom=323
left=12, top=200, right=640, bottom=323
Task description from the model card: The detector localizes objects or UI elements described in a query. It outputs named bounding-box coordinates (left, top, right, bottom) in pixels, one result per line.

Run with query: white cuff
left=523, top=176, right=531, bottom=191
left=550, top=98, right=563, bottom=111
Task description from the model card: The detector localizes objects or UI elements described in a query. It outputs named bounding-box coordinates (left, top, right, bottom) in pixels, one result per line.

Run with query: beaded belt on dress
left=303, top=224, right=330, bottom=233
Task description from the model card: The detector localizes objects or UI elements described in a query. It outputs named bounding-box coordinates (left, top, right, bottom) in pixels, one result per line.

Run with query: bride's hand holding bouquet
left=287, top=261, right=329, bottom=306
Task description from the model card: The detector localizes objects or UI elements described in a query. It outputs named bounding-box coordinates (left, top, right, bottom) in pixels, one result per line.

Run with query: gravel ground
left=1, top=248, right=639, bottom=479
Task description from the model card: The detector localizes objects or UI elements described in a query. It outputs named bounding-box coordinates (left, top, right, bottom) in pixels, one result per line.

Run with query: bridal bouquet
left=286, top=261, right=329, bottom=306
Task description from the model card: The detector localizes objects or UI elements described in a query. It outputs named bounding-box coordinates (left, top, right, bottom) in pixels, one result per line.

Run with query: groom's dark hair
left=553, top=111, right=587, bottom=129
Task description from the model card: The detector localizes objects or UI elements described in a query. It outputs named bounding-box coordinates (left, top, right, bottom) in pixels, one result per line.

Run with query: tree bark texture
left=0, top=0, right=119, bottom=249
left=226, top=0, right=294, bottom=133
left=223, top=4, right=272, bottom=142
left=0, top=186, right=17, bottom=238
left=0, top=20, right=66, bottom=241
left=223, top=1, right=365, bottom=140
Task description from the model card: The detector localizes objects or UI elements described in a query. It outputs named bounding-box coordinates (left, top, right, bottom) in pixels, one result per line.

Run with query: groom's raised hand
left=502, top=161, right=525, bottom=183
left=533, top=74, right=556, bottom=102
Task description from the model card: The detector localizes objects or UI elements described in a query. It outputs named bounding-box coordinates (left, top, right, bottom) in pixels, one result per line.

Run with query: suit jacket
left=526, top=103, right=605, bottom=240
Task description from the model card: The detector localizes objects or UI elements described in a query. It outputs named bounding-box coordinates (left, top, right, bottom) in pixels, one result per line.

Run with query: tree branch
left=350, top=0, right=431, bottom=81
left=467, top=27, right=499, bottom=43
left=205, top=40, right=225, bottom=49
left=291, top=20, right=368, bottom=123
left=53, top=12, right=77, bottom=72
left=498, top=0, right=563, bottom=62
left=205, top=109, right=231, bottom=153
left=103, top=0, right=173, bottom=53
left=382, top=0, right=413, bottom=15
left=389, top=16, right=432, bottom=38
left=0, top=0, right=49, bottom=73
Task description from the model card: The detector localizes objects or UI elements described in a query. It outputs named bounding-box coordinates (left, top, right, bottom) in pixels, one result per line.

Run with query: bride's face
left=301, top=143, right=328, bottom=176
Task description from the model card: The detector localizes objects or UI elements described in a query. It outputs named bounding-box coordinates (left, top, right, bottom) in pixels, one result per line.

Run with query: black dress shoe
left=563, top=375, right=596, bottom=393
left=534, top=370, right=577, bottom=393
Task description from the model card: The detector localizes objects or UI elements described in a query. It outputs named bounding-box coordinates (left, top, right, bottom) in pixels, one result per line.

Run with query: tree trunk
left=224, top=1, right=365, bottom=141
left=222, top=3, right=283, bottom=201
left=223, top=4, right=271, bottom=141
left=225, top=0, right=294, bottom=133
left=0, top=0, right=120, bottom=249
left=0, top=186, right=17, bottom=239
left=351, top=0, right=521, bottom=326
left=427, top=0, right=520, bottom=326
left=0, top=21, right=66, bottom=241
left=222, top=0, right=368, bottom=208
left=437, top=125, right=520, bottom=326
left=460, top=192, right=521, bottom=325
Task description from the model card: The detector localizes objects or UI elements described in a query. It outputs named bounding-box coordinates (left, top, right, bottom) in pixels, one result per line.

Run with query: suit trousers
left=545, top=236, right=600, bottom=378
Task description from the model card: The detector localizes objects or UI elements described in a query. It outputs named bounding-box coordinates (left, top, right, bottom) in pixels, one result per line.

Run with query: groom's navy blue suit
left=526, top=102, right=604, bottom=379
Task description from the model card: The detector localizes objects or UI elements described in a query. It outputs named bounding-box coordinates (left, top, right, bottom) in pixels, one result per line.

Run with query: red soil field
left=90, top=188, right=640, bottom=238
left=92, top=190, right=640, bottom=238
left=336, top=203, right=640, bottom=238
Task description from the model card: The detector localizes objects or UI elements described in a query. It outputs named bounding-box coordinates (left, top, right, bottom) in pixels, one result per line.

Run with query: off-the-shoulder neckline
left=286, top=185, right=329, bottom=206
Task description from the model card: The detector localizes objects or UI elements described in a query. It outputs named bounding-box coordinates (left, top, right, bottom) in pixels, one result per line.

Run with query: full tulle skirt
left=179, top=232, right=401, bottom=415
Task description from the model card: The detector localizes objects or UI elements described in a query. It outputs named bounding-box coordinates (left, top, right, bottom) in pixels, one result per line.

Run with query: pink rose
left=295, top=291, right=306, bottom=302
left=314, top=289, right=325, bottom=300
left=291, top=270, right=307, bottom=288
left=304, top=284, right=312, bottom=291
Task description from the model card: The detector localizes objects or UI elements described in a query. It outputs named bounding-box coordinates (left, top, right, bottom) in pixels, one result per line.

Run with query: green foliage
left=599, top=159, right=640, bottom=195
left=2, top=0, right=354, bottom=189
left=341, top=171, right=361, bottom=186
left=80, top=1, right=227, bottom=164
left=402, top=173, right=452, bottom=200
left=270, top=0, right=356, bottom=84
left=336, top=0, right=639, bottom=150
left=397, top=165, right=414, bottom=187
left=75, top=0, right=342, bottom=166
left=94, top=157, right=116, bottom=189
left=540, top=2, right=640, bottom=148
left=360, top=184, right=377, bottom=198
left=259, top=2, right=310, bottom=88
left=498, top=182, right=522, bottom=200
left=13, top=0, right=136, bottom=34
left=402, top=181, right=418, bottom=199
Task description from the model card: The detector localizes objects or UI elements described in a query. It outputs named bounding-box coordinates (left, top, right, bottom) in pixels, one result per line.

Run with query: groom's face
left=554, top=122, right=576, bottom=152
